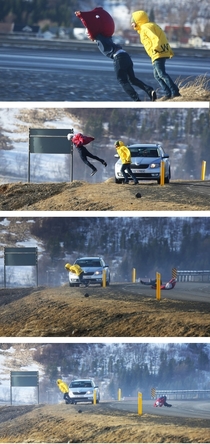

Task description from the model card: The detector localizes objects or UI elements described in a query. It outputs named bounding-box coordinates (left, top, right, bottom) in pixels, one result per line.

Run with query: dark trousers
left=114, top=52, right=153, bottom=101
left=121, top=163, right=138, bottom=183
left=77, top=145, right=105, bottom=171
left=153, top=58, right=179, bottom=97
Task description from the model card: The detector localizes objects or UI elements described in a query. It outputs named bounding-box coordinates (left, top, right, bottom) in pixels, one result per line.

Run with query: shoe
left=150, top=90, right=157, bottom=101
left=171, top=92, right=181, bottom=98
left=122, top=181, right=129, bottom=184
left=91, top=169, right=97, bottom=176
left=133, top=181, right=138, bottom=185
left=102, top=161, right=107, bottom=167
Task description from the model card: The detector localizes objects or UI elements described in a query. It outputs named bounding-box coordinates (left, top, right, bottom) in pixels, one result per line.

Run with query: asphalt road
left=123, top=281, right=210, bottom=303
left=109, top=399, right=210, bottom=420
left=0, top=47, right=209, bottom=101
left=69, top=399, right=210, bottom=420
left=1, top=47, right=209, bottom=76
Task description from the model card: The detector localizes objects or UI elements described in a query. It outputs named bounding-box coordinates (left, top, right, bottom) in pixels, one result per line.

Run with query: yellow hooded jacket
left=65, top=263, right=83, bottom=276
left=57, top=379, right=69, bottom=394
left=116, top=141, right=131, bottom=164
left=132, top=10, right=174, bottom=63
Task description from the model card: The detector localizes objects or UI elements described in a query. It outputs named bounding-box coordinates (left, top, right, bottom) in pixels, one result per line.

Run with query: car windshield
left=70, top=381, right=93, bottom=388
left=129, top=148, right=159, bottom=157
left=76, top=260, right=102, bottom=267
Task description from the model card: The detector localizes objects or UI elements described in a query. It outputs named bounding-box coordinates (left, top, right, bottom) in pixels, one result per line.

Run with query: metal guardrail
left=0, top=34, right=209, bottom=57
left=155, top=389, right=210, bottom=399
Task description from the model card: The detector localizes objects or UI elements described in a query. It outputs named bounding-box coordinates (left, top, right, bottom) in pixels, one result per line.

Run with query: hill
left=0, top=178, right=210, bottom=211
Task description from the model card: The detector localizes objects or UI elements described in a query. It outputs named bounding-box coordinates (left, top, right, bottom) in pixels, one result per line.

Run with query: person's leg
left=86, top=151, right=107, bottom=166
left=126, top=55, right=156, bottom=100
left=153, top=58, right=179, bottom=97
left=121, top=164, right=130, bottom=183
left=78, top=148, right=97, bottom=174
left=126, top=165, right=138, bottom=184
left=114, top=54, right=141, bottom=101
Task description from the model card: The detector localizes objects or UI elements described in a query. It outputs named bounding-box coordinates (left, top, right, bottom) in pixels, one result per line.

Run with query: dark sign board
left=4, top=247, right=37, bottom=266
left=11, top=371, right=39, bottom=387
left=29, top=128, right=73, bottom=154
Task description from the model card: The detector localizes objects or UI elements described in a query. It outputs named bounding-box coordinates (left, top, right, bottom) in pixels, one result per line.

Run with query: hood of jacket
left=116, top=140, right=125, bottom=148
left=132, top=10, right=149, bottom=32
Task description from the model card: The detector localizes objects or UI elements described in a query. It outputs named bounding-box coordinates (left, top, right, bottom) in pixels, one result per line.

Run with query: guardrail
left=155, top=389, right=210, bottom=399
left=0, top=34, right=209, bottom=57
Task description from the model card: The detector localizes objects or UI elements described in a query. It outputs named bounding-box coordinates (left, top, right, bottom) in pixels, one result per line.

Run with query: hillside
left=0, top=178, right=210, bottom=211
left=0, top=283, right=209, bottom=337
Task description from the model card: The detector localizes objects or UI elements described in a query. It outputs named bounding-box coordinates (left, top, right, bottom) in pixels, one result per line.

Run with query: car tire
left=115, top=177, right=123, bottom=184
left=69, top=283, right=74, bottom=287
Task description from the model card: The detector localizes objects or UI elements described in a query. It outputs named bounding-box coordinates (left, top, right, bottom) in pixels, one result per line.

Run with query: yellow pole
left=160, top=161, right=165, bottom=186
left=156, top=272, right=161, bottom=301
left=138, top=392, right=143, bottom=415
left=118, top=388, right=121, bottom=401
left=201, top=160, right=206, bottom=180
left=132, top=268, right=136, bottom=283
left=93, top=389, right=97, bottom=405
left=102, top=269, right=106, bottom=287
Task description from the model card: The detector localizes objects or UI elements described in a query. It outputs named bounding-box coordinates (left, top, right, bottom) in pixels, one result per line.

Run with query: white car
left=69, top=379, right=100, bottom=404
left=68, top=256, right=110, bottom=287
left=114, top=143, right=171, bottom=184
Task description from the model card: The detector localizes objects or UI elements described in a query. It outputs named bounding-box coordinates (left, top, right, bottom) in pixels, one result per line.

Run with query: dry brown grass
left=0, top=403, right=209, bottom=443
left=158, top=75, right=210, bottom=101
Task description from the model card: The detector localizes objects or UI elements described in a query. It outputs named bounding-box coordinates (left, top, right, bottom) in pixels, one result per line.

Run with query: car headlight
left=150, top=162, right=160, bottom=169
left=94, top=270, right=101, bottom=275
left=86, top=390, right=93, bottom=395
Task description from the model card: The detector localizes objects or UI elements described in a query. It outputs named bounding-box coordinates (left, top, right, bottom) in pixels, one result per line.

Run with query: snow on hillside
left=0, top=108, right=81, bottom=184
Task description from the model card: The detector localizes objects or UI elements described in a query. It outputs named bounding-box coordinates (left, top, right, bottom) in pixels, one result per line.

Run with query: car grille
left=72, top=391, right=87, bottom=395
left=130, top=164, right=150, bottom=169
left=84, top=272, right=95, bottom=276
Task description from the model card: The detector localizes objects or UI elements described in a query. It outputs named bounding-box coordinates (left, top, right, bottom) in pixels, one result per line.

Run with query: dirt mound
left=0, top=403, right=209, bottom=443
left=0, top=179, right=210, bottom=211
left=0, top=284, right=209, bottom=337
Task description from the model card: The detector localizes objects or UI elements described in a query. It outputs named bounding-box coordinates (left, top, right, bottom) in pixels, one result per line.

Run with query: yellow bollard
left=118, top=388, right=121, bottom=401
left=156, top=272, right=161, bottom=301
left=102, top=269, right=106, bottom=287
left=201, top=160, right=206, bottom=181
left=160, top=161, right=165, bottom=186
left=93, top=389, right=97, bottom=405
left=138, top=392, right=143, bottom=415
left=132, top=268, right=136, bottom=283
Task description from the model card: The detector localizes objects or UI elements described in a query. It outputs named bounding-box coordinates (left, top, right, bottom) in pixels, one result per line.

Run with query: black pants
left=121, top=163, right=138, bottom=183
left=77, top=145, right=105, bottom=171
left=113, top=52, right=153, bottom=101
left=64, top=393, right=73, bottom=404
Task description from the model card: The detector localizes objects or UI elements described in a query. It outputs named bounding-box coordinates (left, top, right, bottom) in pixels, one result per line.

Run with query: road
left=108, top=399, right=210, bottom=420
left=124, top=281, right=210, bottom=303
left=1, top=47, right=209, bottom=76
left=0, top=47, right=209, bottom=101
left=68, top=399, right=210, bottom=420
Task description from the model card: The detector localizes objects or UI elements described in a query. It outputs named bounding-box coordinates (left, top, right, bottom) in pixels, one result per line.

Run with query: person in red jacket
left=75, top=8, right=156, bottom=102
left=68, top=133, right=107, bottom=176
left=154, top=395, right=172, bottom=407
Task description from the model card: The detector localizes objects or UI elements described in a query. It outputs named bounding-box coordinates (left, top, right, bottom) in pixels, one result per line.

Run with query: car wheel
left=106, top=280, right=110, bottom=286
left=69, top=283, right=74, bottom=287
left=115, top=177, right=123, bottom=184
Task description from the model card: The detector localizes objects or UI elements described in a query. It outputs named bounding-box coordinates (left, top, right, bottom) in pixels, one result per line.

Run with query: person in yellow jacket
left=65, top=263, right=85, bottom=284
left=115, top=140, right=138, bottom=185
left=57, top=379, right=73, bottom=404
left=131, top=10, right=180, bottom=100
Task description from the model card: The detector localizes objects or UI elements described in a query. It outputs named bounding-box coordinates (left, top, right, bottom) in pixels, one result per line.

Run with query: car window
left=70, top=381, right=93, bottom=388
left=130, top=148, right=159, bottom=157
left=76, top=260, right=101, bottom=267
